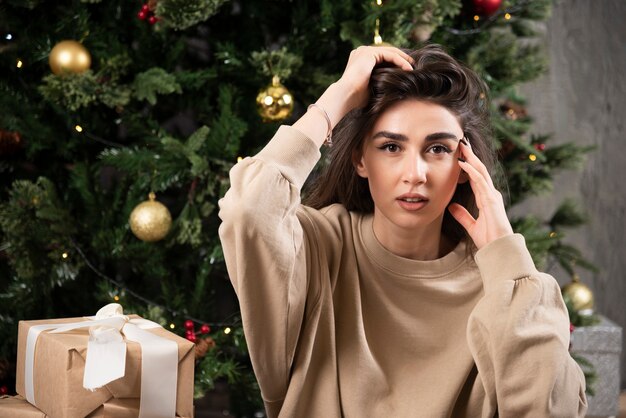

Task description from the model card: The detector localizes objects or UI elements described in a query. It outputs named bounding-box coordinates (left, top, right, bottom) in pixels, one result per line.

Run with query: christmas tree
left=0, top=0, right=594, bottom=414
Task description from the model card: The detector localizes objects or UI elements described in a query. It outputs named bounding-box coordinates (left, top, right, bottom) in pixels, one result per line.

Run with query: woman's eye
left=428, top=144, right=451, bottom=154
left=380, top=143, right=400, bottom=152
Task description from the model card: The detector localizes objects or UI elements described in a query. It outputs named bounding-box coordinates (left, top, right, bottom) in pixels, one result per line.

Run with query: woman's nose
left=402, top=154, right=427, bottom=184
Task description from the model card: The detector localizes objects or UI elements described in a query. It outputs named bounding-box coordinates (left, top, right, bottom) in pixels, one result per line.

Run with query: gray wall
left=514, top=0, right=626, bottom=386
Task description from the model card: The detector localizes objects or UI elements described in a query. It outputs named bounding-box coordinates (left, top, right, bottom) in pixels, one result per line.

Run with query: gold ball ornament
left=49, top=40, right=92, bottom=75
left=561, top=273, right=594, bottom=313
left=129, top=192, right=172, bottom=242
left=256, top=75, right=294, bottom=122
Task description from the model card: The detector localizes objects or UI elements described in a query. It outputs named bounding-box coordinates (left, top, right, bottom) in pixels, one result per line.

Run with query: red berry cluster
left=184, top=320, right=211, bottom=343
left=137, top=3, right=160, bottom=25
left=533, top=143, right=546, bottom=151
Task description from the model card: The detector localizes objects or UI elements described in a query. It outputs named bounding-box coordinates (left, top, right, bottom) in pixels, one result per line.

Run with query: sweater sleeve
left=467, top=234, right=588, bottom=418
left=217, top=125, right=321, bottom=404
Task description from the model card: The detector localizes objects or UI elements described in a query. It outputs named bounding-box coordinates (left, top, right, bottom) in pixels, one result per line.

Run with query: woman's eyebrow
left=371, top=131, right=408, bottom=141
left=424, top=132, right=461, bottom=142
left=371, top=131, right=461, bottom=142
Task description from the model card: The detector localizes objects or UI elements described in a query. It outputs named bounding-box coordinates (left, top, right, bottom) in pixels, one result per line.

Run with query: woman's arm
left=218, top=125, right=320, bottom=405
left=467, top=234, right=588, bottom=417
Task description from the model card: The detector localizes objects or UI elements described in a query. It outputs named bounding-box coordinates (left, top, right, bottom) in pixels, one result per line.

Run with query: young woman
left=218, top=45, right=587, bottom=417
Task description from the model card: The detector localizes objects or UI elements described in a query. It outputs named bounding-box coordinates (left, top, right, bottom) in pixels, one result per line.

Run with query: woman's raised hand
left=448, top=139, right=514, bottom=250
left=336, top=46, right=415, bottom=111
left=294, top=46, right=413, bottom=148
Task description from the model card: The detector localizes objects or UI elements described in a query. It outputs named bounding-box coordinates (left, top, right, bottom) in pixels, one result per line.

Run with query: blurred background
left=1, top=0, right=624, bottom=416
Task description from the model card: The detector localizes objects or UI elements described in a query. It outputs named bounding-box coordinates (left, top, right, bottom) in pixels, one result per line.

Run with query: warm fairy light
left=170, top=323, right=176, bottom=329
left=237, top=156, right=243, bottom=163
left=5, top=34, right=12, bottom=40
left=224, top=327, right=232, bottom=334
left=113, top=295, right=120, bottom=301
left=376, top=0, right=382, bottom=5
left=473, top=15, right=480, bottom=21
left=75, top=125, right=83, bottom=132
left=505, top=13, right=512, bottom=20
left=374, top=18, right=383, bottom=45
left=263, top=96, right=273, bottom=106
left=529, top=154, right=537, bottom=161
left=549, top=232, right=557, bottom=238
left=62, top=252, right=69, bottom=259
left=16, top=59, right=23, bottom=68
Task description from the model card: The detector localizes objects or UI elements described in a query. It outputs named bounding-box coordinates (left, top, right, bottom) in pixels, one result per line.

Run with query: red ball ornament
left=200, top=324, right=211, bottom=334
left=184, top=320, right=194, bottom=330
left=137, top=10, right=147, bottom=20
left=141, top=4, right=150, bottom=12
left=472, top=0, right=502, bottom=16
left=148, top=15, right=159, bottom=25
left=186, top=333, right=197, bottom=343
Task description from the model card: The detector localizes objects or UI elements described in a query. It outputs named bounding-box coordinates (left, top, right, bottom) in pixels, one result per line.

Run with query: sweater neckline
left=357, top=213, right=468, bottom=278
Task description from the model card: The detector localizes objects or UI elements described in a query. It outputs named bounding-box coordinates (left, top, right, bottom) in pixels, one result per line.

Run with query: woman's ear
left=352, top=149, right=368, bottom=178
left=457, top=170, right=469, bottom=184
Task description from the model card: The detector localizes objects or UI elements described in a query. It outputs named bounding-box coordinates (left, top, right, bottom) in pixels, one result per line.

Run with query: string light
left=70, top=239, right=239, bottom=329
left=549, top=232, right=557, bottom=238
left=373, top=0, right=384, bottom=45
left=169, top=323, right=176, bottom=329
left=373, top=18, right=383, bottom=45
left=5, top=34, right=12, bottom=40
left=62, top=252, right=69, bottom=259
left=224, top=327, right=232, bottom=335
left=113, top=295, right=120, bottom=301
left=237, top=156, right=243, bottom=163
left=529, top=154, right=537, bottom=161
left=504, top=13, right=512, bottom=20
left=16, top=59, right=23, bottom=68
left=446, top=0, right=530, bottom=36
left=75, top=125, right=83, bottom=133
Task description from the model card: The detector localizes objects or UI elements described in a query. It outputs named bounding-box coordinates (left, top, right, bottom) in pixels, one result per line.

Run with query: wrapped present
left=0, top=396, right=142, bottom=418
left=0, top=395, right=46, bottom=417
left=0, top=396, right=170, bottom=418
left=15, top=304, right=195, bottom=418
left=570, top=315, right=623, bottom=418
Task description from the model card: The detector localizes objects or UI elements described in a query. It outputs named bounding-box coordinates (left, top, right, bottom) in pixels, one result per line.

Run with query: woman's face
left=355, top=100, right=466, bottom=236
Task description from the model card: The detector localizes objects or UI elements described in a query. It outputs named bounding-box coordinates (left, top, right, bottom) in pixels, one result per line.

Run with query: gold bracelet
left=307, top=103, right=333, bottom=147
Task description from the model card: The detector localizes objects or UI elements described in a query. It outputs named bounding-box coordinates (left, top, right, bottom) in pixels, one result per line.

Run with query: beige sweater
left=218, top=126, right=587, bottom=418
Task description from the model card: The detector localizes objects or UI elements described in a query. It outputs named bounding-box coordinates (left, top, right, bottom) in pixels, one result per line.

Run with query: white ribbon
left=24, top=303, right=179, bottom=418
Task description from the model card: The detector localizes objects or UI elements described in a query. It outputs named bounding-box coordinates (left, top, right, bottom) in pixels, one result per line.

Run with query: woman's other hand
left=448, top=139, right=514, bottom=249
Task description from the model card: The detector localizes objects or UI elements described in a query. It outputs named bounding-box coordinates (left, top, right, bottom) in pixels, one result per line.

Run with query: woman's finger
left=459, top=139, right=494, bottom=188
left=372, top=47, right=414, bottom=71
left=458, top=158, right=494, bottom=208
left=448, top=202, right=476, bottom=232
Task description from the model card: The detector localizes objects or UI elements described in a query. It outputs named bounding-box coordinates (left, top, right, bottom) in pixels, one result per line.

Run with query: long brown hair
left=303, top=44, right=503, bottom=245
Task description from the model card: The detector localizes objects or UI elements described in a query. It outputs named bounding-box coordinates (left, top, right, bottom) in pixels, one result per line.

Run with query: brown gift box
left=0, top=396, right=192, bottom=418
left=0, top=395, right=46, bottom=417
left=15, top=315, right=195, bottom=418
